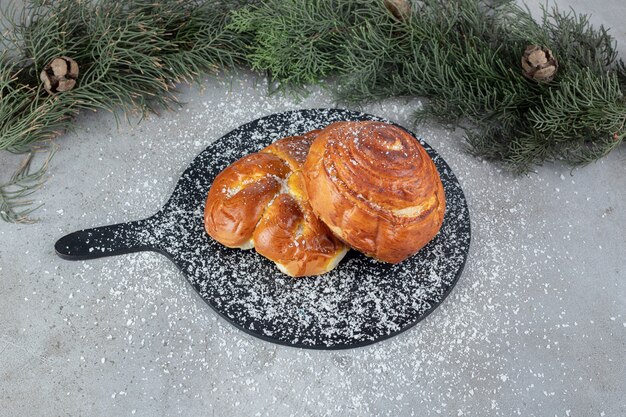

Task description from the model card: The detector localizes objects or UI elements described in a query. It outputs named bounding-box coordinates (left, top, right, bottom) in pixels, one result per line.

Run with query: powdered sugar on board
left=4, top=75, right=623, bottom=416
left=84, top=109, right=471, bottom=348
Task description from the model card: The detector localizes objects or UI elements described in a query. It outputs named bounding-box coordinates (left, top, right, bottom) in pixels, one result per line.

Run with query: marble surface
left=1, top=1, right=625, bottom=416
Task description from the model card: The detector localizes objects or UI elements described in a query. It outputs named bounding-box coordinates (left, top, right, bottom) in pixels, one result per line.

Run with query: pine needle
left=0, top=146, right=56, bottom=223
left=1, top=0, right=625, bottom=223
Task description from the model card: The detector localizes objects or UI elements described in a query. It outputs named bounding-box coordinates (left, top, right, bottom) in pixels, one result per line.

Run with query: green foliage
left=0, top=148, right=55, bottom=223
left=1, top=0, right=248, bottom=155
left=1, top=0, right=625, bottom=222
left=228, top=0, right=374, bottom=89
left=229, top=0, right=625, bottom=171
left=2, top=0, right=625, bottom=166
left=0, top=0, right=248, bottom=221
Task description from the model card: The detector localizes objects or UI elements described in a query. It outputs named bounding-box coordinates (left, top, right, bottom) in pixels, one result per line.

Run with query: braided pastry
left=204, top=131, right=348, bottom=277
left=303, top=121, right=446, bottom=263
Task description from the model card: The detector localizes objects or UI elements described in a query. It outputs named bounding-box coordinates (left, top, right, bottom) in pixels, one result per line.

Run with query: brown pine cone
left=521, top=45, right=558, bottom=82
left=384, top=0, right=411, bottom=21
left=40, top=56, right=79, bottom=94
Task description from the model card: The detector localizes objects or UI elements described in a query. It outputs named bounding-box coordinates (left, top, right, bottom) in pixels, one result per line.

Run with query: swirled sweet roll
left=302, top=121, right=445, bottom=263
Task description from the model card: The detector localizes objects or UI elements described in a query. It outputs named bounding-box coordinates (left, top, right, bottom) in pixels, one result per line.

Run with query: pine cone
left=384, top=0, right=411, bottom=21
left=521, top=45, right=558, bottom=82
left=40, top=56, right=79, bottom=94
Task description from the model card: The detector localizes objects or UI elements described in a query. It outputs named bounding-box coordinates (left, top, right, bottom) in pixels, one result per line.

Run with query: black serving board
left=55, top=109, right=471, bottom=349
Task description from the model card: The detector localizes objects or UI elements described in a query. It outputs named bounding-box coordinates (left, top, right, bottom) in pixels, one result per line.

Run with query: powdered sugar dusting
left=3, top=70, right=623, bottom=417
left=75, top=109, right=470, bottom=348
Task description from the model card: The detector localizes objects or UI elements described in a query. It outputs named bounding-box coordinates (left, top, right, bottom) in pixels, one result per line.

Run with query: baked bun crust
left=204, top=131, right=347, bottom=277
left=303, top=121, right=445, bottom=263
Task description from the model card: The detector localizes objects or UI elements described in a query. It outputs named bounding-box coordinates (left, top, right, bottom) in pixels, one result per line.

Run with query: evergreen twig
left=0, top=146, right=55, bottom=223
left=0, top=0, right=250, bottom=221
left=0, top=0, right=625, bottom=223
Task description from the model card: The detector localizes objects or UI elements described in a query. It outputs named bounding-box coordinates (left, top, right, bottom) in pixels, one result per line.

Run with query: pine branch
left=228, top=0, right=372, bottom=90
left=1, top=0, right=626, bottom=223
left=0, top=147, right=55, bottom=223
left=0, top=0, right=251, bottom=222
left=0, top=0, right=251, bottom=154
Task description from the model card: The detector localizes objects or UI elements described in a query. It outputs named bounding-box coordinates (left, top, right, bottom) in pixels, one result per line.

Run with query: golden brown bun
left=204, top=131, right=347, bottom=277
left=303, top=121, right=445, bottom=263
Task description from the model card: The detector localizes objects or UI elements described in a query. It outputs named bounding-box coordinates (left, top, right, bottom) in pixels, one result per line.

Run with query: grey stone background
left=0, top=1, right=624, bottom=416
